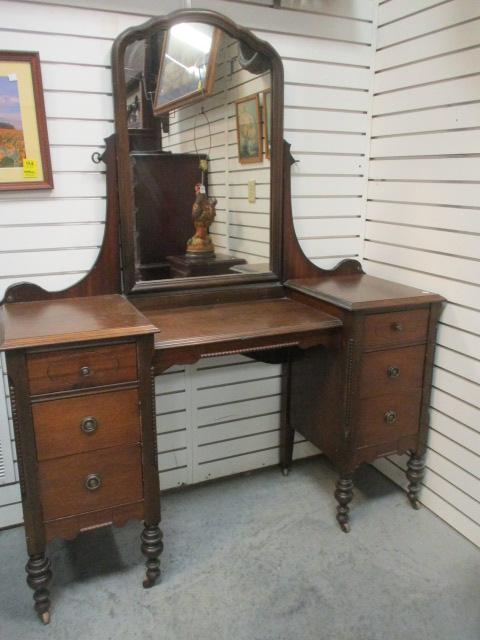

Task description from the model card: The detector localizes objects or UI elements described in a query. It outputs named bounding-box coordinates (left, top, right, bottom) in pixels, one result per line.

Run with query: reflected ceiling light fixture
left=164, top=53, right=201, bottom=79
left=170, top=23, right=212, bottom=54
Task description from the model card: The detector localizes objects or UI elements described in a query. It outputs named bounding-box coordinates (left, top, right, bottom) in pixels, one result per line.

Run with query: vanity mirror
left=112, top=10, right=284, bottom=293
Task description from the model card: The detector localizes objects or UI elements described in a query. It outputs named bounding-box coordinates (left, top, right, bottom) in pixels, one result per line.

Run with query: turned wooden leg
left=141, top=523, right=163, bottom=588
left=406, top=453, right=425, bottom=510
left=335, top=474, right=354, bottom=533
left=26, top=553, right=52, bottom=624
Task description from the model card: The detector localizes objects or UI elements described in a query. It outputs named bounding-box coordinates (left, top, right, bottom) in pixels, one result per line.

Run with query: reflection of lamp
left=170, top=23, right=212, bottom=54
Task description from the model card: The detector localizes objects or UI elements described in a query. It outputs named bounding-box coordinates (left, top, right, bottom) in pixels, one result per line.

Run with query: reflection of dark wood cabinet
left=131, top=152, right=206, bottom=280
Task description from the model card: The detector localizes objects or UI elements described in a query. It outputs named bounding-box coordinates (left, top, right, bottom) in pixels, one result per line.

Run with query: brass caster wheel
left=40, top=611, right=51, bottom=625
left=339, top=521, right=351, bottom=534
left=282, top=468, right=290, bottom=477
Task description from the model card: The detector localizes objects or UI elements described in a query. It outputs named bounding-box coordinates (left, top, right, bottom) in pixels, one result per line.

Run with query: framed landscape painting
left=0, top=51, right=53, bottom=191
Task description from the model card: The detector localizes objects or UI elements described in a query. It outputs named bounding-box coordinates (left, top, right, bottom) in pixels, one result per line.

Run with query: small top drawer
left=27, top=342, right=137, bottom=395
left=363, top=309, right=429, bottom=349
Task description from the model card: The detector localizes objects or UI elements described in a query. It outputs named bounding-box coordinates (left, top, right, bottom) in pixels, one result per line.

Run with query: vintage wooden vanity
left=0, top=10, right=443, bottom=624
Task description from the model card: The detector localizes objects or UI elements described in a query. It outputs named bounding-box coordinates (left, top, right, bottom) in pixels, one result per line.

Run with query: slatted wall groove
left=0, top=0, right=375, bottom=529
left=367, top=0, right=480, bottom=547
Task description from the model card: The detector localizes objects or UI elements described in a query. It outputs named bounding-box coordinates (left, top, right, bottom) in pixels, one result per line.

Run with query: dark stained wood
left=145, top=297, right=341, bottom=350
left=363, top=308, right=429, bottom=349
left=133, top=152, right=206, bottom=278
left=359, top=345, right=425, bottom=398
left=167, top=253, right=246, bottom=278
left=6, top=350, right=46, bottom=555
left=32, top=388, right=141, bottom=460
left=357, top=392, right=422, bottom=448
left=26, top=554, right=52, bottom=625
left=45, top=501, right=144, bottom=543
left=334, top=474, right=353, bottom=533
left=406, top=453, right=425, bottom=510
left=38, top=444, right=143, bottom=521
left=0, top=136, right=121, bottom=305
left=0, top=294, right=157, bottom=351
left=286, top=275, right=443, bottom=311
left=27, top=342, right=138, bottom=395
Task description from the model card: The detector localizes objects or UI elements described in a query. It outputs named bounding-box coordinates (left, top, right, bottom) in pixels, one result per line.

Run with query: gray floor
left=1, top=458, right=479, bottom=640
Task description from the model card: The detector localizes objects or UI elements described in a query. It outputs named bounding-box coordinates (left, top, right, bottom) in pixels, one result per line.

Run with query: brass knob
left=387, top=366, right=400, bottom=378
left=85, top=474, right=102, bottom=491
left=391, top=322, right=403, bottom=332
left=80, top=416, right=98, bottom=434
left=80, top=366, right=91, bottom=376
left=384, top=410, right=397, bottom=425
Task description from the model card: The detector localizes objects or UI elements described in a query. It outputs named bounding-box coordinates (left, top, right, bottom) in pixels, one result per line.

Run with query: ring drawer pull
left=80, top=416, right=99, bottom=434
left=387, top=366, right=400, bottom=378
left=391, top=322, right=403, bottom=332
left=85, top=473, right=102, bottom=491
left=80, top=366, right=91, bottom=377
left=384, top=410, right=397, bottom=425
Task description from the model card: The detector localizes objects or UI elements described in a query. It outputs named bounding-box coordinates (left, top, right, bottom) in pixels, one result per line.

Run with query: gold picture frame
left=153, top=24, right=221, bottom=116
left=263, top=89, right=271, bottom=160
left=0, top=51, right=53, bottom=191
left=235, top=93, right=263, bottom=164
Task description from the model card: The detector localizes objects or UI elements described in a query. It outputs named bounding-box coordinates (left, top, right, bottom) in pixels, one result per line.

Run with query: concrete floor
left=0, top=457, right=479, bottom=640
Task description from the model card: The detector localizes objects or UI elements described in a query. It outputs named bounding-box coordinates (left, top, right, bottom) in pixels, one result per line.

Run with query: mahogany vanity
left=0, top=10, right=443, bottom=624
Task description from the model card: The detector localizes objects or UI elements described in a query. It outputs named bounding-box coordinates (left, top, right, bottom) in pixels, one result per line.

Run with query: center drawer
left=38, top=444, right=144, bottom=522
left=359, top=344, right=425, bottom=399
left=32, top=388, right=141, bottom=461
left=27, top=342, right=138, bottom=395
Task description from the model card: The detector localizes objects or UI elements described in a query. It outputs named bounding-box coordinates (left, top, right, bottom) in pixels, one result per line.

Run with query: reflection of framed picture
left=0, top=51, right=53, bottom=191
left=126, top=76, right=145, bottom=129
left=263, top=89, right=271, bottom=160
left=153, top=24, right=221, bottom=115
left=235, top=94, right=262, bottom=164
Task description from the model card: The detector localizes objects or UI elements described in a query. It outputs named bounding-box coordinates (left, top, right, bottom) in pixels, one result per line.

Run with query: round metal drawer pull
left=391, top=322, right=403, bottom=332
left=80, top=416, right=98, bottom=434
left=387, top=366, right=400, bottom=378
left=85, top=474, right=102, bottom=491
left=384, top=410, right=397, bottom=425
left=80, top=366, right=91, bottom=377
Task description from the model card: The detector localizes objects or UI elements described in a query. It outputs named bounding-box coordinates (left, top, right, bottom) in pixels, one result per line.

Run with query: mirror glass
left=122, top=22, right=272, bottom=283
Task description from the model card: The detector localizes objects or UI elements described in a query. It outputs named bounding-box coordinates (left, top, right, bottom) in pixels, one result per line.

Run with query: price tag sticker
left=23, top=159, right=38, bottom=178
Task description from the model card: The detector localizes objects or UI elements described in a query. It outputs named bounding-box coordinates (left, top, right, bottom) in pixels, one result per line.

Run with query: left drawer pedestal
left=6, top=335, right=160, bottom=624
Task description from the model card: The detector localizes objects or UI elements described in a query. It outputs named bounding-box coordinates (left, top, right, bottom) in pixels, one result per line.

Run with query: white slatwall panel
left=367, top=0, right=480, bottom=547
left=1, top=0, right=375, bottom=529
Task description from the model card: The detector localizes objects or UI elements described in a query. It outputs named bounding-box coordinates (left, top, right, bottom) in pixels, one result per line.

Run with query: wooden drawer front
left=39, top=444, right=143, bottom=521
left=359, top=345, right=425, bottom=399
left=363, top=309, right=429, bottom=349
left=32, top=388, right=141, bottom=461
left=27, top=343, right=137, bottom=395
left=357, top=393, right=422, bottom=448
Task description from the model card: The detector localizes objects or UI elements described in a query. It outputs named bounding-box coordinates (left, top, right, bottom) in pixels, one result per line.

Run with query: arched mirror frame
left=111, top=9, right=285, bottom=295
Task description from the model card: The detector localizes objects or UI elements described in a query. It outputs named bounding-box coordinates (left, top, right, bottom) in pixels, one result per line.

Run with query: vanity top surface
left=0, top=294, right=157, bottom=350
left=140, top=297, right=342, bottom=350
left=286, top=274, right=444, bottom=311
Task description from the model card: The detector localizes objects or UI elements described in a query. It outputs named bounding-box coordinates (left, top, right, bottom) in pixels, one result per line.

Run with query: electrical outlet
left=248, top=180, right=256, bottom=203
